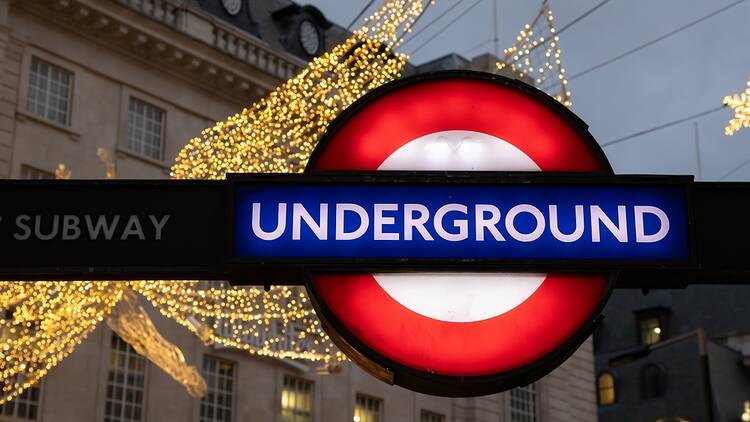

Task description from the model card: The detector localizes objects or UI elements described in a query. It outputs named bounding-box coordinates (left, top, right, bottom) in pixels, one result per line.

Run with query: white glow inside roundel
left=378, top=130, right=541, bottom=171
left=374, top=130, right=545, bottom=323
left=373, top=273, right=546, bottom=322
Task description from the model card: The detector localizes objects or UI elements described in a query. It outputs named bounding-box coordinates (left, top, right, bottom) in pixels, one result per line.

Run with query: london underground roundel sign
left=305, top=71, right=614, bottom=396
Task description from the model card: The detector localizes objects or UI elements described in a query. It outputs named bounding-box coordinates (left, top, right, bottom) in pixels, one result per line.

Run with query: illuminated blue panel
left=233, top=183, right=690, bottom=263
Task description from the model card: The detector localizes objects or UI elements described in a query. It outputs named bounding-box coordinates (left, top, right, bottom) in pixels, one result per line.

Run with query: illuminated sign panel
left=303, top=71, right=621, bottom=397
left=233, top=178, right=690, bottom=263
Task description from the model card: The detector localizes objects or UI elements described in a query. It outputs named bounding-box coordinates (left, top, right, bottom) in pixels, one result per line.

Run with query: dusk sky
left=305, top=0, right=750, bottom=180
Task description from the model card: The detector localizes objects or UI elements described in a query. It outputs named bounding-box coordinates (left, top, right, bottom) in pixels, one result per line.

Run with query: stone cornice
left=14, top=0, right=307, bottom=102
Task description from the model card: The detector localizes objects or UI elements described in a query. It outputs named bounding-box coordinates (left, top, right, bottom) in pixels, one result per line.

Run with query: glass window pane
left=26, top=57, right=71, bottom=125
left=0, top=382, right=42, bottom=420
left=282, top=376, right=314, bottom=422
left=201, top=356, right=235, bottom=422
left=105, top=334, right=146, bottom=422
left=510, top=384, right=538, bottom=422
left=354, top=394, right=382, bottom=422
left=598, top=373, right=616, bottom=405
left=126, top=97, right=164, bottom=160
left=640, top=317, right=662, bottom=345
left=420, top=410, right=446, bottom=422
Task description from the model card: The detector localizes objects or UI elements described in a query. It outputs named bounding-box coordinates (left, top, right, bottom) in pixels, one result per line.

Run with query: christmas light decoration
left=496, top=1, right=571, bottom=107
left=54, top=163, right=70, bottom=179
left=0, top=0, right=427, bottom=405
left=106, top=288, right=207, bottom=398
left=129, top=281, right=342, bottom=362
left=0, top=282, right=125, bottom=405
left=97, top=147, right=117, bottom=179
left=725, top=77, right=750, bottom=136
left=171, top=0, right=424, bottom=178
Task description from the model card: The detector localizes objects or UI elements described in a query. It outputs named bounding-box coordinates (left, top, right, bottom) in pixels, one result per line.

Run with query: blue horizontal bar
left=233, top=182, right=689, bottom=263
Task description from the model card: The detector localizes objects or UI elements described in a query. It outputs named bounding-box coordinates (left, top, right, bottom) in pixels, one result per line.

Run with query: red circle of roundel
left=305, top=72, right=612, bottom=389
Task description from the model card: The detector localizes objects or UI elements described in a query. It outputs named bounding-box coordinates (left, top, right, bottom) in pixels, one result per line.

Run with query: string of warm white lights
left=171, top=0, right=423, bottom=178
left=0, top=282, right=125, bottom=405
left=725, top=77, right=750, bottom=136
left=129, top=281, right=343, bottom=363
left=0, top=0, right=425, bottom=405
left=496, top=2, right=572, bottom=107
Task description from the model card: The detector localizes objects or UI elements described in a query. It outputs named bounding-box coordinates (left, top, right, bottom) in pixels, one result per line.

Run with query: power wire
left=455, top=0, right=613, bottom=59
left=395, top=0, right=436, bottom=46
left=409, top=0, right=485, bottom=55
left=507, top=0, right=614, bottom=60
left=557, top=0, right=612, bottom=35
left=462, top=38, right=494, bottom=56
left=719, top=155, right=750, bottom=181
left=601, top=105, right=726, bottom=147
left=402, top=1, right=466, bottom=46
left=568, top=0, right=747, bottom=81
left=346, top=0, right=377, bottom=31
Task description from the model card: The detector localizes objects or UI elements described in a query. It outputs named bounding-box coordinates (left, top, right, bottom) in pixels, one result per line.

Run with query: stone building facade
left=0, top=0, right=598, bottom=421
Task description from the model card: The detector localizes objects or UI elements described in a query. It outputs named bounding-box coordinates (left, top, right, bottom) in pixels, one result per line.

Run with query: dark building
left=595, top=286, right=750, bottom=422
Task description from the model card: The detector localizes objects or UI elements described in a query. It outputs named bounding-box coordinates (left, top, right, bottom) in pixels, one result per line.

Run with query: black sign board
left=0, top=173, right=746, bottom=287
left=0, top=179, right=227, bottom=280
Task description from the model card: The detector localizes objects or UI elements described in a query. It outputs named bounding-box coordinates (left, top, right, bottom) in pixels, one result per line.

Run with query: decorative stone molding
left=15, top=0, right=306, bottom=101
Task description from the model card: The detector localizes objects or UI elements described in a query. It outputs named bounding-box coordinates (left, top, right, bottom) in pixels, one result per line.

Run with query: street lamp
left=608, top=328, right=714, bottom=422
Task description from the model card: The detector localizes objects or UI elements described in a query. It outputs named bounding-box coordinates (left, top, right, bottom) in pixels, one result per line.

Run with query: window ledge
left=16, top=110, right=80, bottom=141
left=115, top=147, right=171, bottom=173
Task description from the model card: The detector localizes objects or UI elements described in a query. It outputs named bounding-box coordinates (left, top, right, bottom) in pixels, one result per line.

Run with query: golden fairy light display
left=0, top=282, right=125, bottom=405
left=129, top=281, right=338, bottom=362
left=496, top=1, right=572, bottom=107
left=725, top=77, right=750, bottom=136
left=172, top=0, right=425, bottom=179
left=0, top=0, right=427, bottom=406
left=54, top=163, right=70, bottom=179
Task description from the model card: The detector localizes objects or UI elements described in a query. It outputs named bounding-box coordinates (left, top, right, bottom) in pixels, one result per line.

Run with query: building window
left=597, top=371, right=616, bottom=405
left=353, top=394, right=382, bottom=422
left=105, top=334, right=147, bottom=422
left=20, top=165, right=54, bottom=180
left=641, top=363, right=667, bottom=399
left=639, top=317, right=662, bottom=345
left=420, top=409, right=445, bottom=422
left=0, top=384, right=41, bottom=420
left=510, top=384, right=538, bottom=422
left=636, top=308, right=669, bottom=345
left=27, top=57, right=72, bottom=126
left=201, top=356, right=235, bottom=422
left=281, top=376, right=313, bottom=422
left=126, top=97, right=164, bottom=161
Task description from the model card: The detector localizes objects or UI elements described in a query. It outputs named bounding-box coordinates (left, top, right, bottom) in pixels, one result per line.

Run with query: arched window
left=597, top=372, right=616, bottom=406
left=641, top=363, right=668, bottom=399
